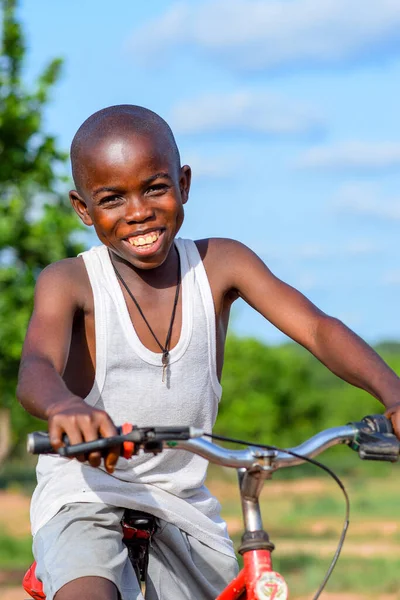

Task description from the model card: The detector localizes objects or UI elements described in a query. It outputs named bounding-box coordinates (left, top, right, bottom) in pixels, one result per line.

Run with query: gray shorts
left=33, top=503, right=239, bottom=600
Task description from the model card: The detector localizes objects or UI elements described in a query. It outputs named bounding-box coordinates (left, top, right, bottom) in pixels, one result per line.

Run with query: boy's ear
left=179, top=165, right=191, bottom=205
left=69, top=190, right=93, bottom=226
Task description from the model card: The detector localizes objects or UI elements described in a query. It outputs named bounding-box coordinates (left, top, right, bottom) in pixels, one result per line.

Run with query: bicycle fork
left=217, top=467, right=289, bottom=600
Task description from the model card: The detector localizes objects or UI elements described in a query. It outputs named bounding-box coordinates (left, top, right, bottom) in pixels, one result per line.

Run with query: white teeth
left=128, top=231, right=160, bottom=247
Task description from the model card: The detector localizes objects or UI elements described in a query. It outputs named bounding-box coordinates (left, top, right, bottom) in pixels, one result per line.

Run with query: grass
left=0, top=531, right=33, bottom=568
left=0, top=460, right=37, bottom=495
left=273, top=555, right=400, bottom=596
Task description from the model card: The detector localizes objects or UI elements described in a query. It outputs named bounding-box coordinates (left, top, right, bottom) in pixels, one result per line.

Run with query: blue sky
left=20, top=0, right=400, bottom=345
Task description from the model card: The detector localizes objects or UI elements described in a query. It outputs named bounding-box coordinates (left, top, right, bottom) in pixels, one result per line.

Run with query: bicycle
left=23, top=414, right=399, bottom=600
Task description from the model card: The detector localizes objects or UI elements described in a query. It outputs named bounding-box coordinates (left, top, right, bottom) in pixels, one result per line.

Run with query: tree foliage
left=216, top=335, right=386, bottom=447
left=0, top=0, right=84, bottom=451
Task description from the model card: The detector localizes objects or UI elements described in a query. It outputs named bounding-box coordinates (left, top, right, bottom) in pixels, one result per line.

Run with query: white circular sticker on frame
left=255, top=571, right=289, bottom=599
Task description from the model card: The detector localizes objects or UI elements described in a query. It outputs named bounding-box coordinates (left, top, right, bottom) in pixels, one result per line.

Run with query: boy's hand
left=46, top=398, right=120, bottom=473
left=384, top=404, right=400, bottom=440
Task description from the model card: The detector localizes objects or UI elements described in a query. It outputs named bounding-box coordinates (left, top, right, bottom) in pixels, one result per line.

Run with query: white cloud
left=296, top=142, right=400, bottom=171
left=297, top=240, right=379, bottom=259
left=128, top=0, right=400, bottom=71
left=170, top=91, right=322, bottom=135
left=341, top=240, right=380, bottom=256
left=254, top=239, right=379, bottom=261
left=333, top=182, right=400, bottom=220
left=382, top=270, right=400, bottom=286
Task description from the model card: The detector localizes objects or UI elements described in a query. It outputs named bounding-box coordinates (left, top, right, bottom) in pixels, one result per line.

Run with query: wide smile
left=122, top=229, right=165, bottom=256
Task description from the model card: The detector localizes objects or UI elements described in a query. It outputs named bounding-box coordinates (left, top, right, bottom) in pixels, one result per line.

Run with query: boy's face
left=70, top=132, right=191, bottom=270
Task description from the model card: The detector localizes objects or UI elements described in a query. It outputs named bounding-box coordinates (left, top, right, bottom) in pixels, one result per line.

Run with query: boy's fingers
left=49, top=422, right=64, bottom=450
left=98, top=416, right=120, bottom=473
left=88, top=451, right=102, bottom=468
left=64, top=425, right=86, bottom=463
left=79, top=414, right=103, bottom=443
left=104, top=446, right=121, bottom=473
left=104, top=446, right=120, bottom=473
left=384, top=405, right=400, bottom=440
left=97, top=414, right=118, bottom=439
left=51, top=416, right=86, bottom=461
left=49, top=408, right=119, bottom=468
left=391, top=415, right=400, bottom=440
left=79, top=417, right=103, bottom=468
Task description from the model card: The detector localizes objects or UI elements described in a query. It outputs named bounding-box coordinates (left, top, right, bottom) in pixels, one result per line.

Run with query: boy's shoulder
left=193, top=237, right=260, bottom=295
left=38, top=256, right=86, bottom=282
left=194, top=237, right=257, bottom=272
left=194, top=237, right=249, bottom=259
left=35, top=256, right=90, bottom=308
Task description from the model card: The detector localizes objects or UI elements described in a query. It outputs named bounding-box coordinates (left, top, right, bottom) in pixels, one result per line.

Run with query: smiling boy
left=17, top=105, right=400, bottom=600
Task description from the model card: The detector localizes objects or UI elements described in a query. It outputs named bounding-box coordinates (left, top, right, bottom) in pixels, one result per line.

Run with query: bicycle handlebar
left=27, top=414, right=399, bottom=470
left=26, top=426, right=203, bottom=457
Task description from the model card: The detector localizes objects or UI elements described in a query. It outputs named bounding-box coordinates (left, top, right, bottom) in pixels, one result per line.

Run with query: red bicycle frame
left=216, top=467, right=288, bottom=600
left=218, top=550, right=288, bottom=600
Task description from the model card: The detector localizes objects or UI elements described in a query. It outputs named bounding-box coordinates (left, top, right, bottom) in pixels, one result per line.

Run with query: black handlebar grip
left=349, top=414, right=400, bottom=462
left=362, top=414, right=394, bottom=435
left=27, top=428, right=126, bottom=456
left=27, top=431, right=69, bottom=455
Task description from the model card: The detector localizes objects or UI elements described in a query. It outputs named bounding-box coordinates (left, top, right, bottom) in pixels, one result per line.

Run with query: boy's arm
left=17, top=261, right=119, bottom=472
left=216, top=239, right=400, bottom=433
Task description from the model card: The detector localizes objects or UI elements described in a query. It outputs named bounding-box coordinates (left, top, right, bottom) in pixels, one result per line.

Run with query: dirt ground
left=2, top=587, right=27, bottom=600
left=0, top=570, right=28, bottom=600
left=0, top=491, right=31, bottom=538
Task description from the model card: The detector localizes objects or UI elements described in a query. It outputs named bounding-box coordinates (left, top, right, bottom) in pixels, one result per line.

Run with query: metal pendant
left=162, top=351, right=169, bottom=383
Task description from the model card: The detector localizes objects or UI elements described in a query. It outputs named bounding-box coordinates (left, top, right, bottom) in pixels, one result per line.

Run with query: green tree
left=217, top=335, right=384, bottom=449
left=0, top=0, right=84, bottom=461
left=217, top=336, right=324, bottom=446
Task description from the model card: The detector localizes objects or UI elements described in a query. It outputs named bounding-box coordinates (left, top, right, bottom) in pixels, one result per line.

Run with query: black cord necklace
left=108, top=249, right=181, bottom=383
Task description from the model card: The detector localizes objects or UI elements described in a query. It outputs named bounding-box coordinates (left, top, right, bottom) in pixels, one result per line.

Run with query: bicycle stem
left=238, top=466, right=270, bottom=532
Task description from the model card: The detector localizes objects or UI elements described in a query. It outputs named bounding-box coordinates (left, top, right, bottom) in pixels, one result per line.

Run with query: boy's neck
left=109, top=243, right=179, bottom=289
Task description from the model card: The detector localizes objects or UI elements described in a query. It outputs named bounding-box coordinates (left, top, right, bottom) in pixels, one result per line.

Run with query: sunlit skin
left=70, top=132, right=191, bottom=279
left=16, top=106, right=400, bottom=600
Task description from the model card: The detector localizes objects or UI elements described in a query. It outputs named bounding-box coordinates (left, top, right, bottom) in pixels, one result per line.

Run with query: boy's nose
left=124, top=197, right=154, bottom=223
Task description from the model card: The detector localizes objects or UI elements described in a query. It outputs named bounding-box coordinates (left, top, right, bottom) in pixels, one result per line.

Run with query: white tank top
left=30, top=239, right=235, bottom=557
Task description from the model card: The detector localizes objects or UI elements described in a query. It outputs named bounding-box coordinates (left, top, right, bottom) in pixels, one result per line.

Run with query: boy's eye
left=147, top=184, right=169, bottom=195
left=98, top=195, right=122, bottom=205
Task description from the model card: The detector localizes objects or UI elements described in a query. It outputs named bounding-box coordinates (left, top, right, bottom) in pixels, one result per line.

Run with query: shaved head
left=70, top=105, right=181, bottom=193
